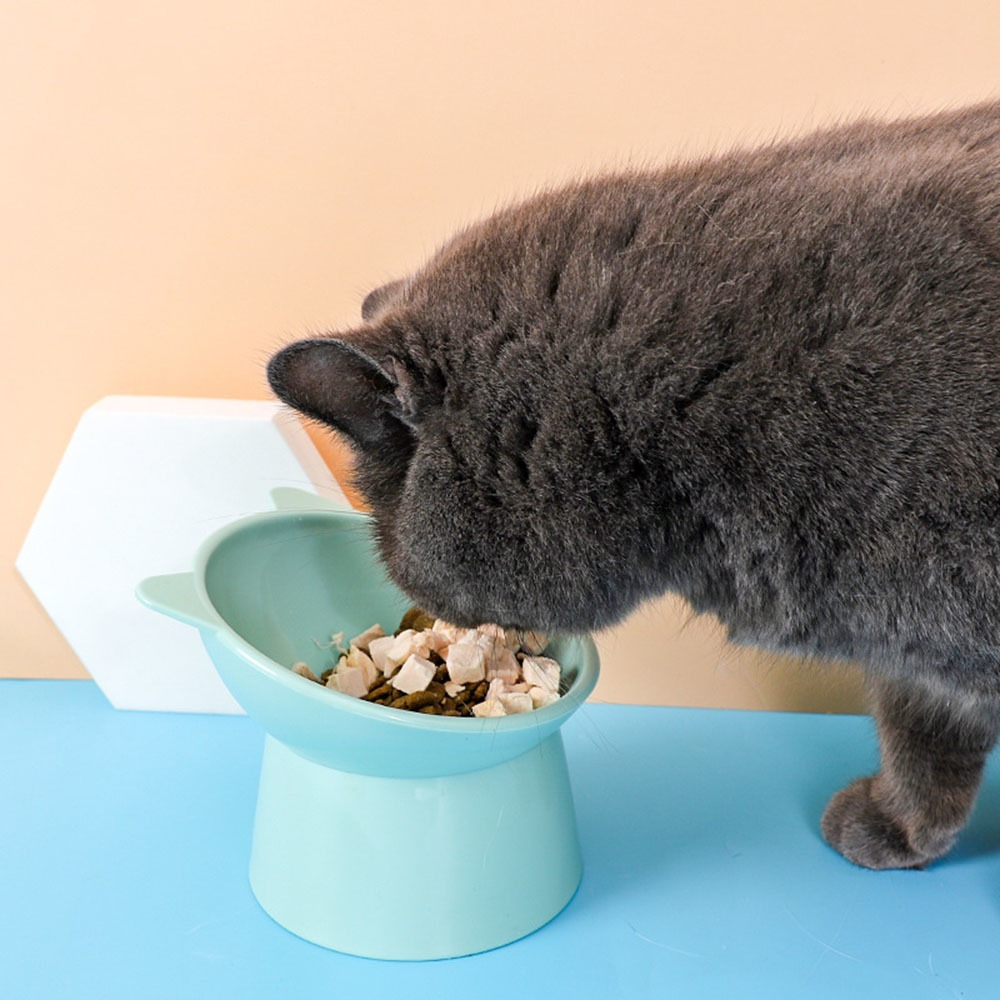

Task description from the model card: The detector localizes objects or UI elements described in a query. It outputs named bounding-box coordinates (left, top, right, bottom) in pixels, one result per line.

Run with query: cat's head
left=268, top=194, right=672, bottom=632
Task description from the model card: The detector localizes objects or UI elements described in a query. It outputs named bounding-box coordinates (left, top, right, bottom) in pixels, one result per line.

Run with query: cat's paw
left=820, top=777, right=937, bottom=870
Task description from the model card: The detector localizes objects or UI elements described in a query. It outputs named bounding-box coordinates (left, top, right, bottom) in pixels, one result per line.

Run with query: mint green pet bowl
left=137, top=493, right=599, bottom=960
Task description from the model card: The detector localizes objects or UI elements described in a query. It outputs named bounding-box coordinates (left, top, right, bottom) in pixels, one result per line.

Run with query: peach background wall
left=4, top=0, right=998, bottom=711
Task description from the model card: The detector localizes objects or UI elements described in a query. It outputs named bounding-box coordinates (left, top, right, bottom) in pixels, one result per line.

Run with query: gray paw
left=821, top=777, right=938, bottom=870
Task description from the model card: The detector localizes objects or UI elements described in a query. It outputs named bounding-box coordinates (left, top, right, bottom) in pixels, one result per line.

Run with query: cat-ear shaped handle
left=136, top=572, right=218, bottom=631
left=267, top=338, right=414, bottom=450
left=268, top=486, right=347, bottom=512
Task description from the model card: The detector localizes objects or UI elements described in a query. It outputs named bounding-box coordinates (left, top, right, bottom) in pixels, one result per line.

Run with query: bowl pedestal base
left=248, top=732, right=583, bottom=960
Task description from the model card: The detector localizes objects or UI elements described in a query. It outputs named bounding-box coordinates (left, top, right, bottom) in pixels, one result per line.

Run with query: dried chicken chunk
left=290, top=607, right=566, bottom=717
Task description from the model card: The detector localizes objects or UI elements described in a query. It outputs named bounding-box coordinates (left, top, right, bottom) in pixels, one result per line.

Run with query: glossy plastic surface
left=136, top=505, right=599, bottom=958
left=250, top=733, right=581, bottom=959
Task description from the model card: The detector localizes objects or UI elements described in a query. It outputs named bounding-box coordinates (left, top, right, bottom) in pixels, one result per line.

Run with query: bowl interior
left=203, top=510, right=412, bottom=677
left=185, top=509, right=598, bottom=775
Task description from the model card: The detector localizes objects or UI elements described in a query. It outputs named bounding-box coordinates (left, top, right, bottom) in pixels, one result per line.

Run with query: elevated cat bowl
left=136, top=493, right=599, bottom=960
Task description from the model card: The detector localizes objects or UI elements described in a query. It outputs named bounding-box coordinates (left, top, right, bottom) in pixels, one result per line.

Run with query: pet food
left=290, top=608, right=563, bottom=716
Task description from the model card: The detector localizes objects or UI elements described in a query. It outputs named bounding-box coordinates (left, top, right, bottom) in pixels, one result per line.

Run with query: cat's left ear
left=267, top=337, right=416, bottom=450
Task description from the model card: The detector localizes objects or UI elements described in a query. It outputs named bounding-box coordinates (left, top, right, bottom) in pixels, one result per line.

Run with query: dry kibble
left=398, top=607, right=436, bottom=633
left=389, top=690, right=439, bottom=711
left=363, top=681, right=394, bottom=702
left=290, top=607, right=566, bottom=717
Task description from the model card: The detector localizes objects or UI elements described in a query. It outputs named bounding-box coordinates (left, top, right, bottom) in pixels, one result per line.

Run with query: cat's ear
left=267, top=337, right=413, bottom=450
left=361, top=279, right=406, bottom=321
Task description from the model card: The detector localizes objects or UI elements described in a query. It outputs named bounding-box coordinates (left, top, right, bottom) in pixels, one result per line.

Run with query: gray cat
left=268, top=100, right=1000, bottom=872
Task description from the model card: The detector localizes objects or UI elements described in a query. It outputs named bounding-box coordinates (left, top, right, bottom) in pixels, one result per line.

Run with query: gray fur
left=269, top=100, right=1000, bottom=870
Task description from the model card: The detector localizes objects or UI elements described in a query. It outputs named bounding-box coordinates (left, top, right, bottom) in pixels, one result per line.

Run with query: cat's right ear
left=361, top=279, right=405, bottom=321
left=266, top=338, right=405, bottom=451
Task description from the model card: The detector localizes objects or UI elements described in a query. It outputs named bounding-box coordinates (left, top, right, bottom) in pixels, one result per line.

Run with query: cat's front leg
left=821, top=675, right=1000, bottom=870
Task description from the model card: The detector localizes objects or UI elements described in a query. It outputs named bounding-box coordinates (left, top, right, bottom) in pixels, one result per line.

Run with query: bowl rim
left=191, top=507, right=601, bottom=733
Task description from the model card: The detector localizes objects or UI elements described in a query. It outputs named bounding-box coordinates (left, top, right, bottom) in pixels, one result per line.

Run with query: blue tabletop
left=2, top=680, right=999, bottom=999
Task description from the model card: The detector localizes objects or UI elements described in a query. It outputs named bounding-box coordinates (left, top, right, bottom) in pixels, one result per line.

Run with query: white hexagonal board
left=17, top=396, right=349, bottom=713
